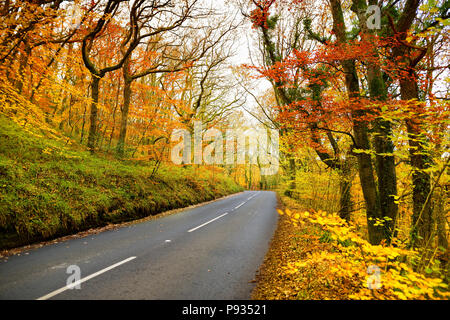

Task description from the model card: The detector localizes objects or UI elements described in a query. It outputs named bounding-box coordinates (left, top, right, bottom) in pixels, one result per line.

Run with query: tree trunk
left=80, top=85, right=90, bottom=144
left=87, top=75, right=101, bottom=152
left=338, top=160, right=352, bottom=221
left=434, top=186, right=448, bottom=252
left=249, top=163, right=253, bottom=189
left=288, top=156, right=296, bottom=193
left=116, top=79, right=131, bottom=157
left=400, top=74, right=433, bottom=248
left=15, top=41, right=30, bottom=94
left=109, top=77, right=121, bottom=149
left=373, top=118, right=398, bottom=242
left=367, top=59, right=398, bottom=244
left=341, top=58, right=382, bottom=243
left=352, top=116, right=384, bottom=244
left=329, top=0, right=384, bottom=244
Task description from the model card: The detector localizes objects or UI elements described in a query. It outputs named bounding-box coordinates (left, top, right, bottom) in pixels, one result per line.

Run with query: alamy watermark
left=64, top=1, right=83, bottom=30
left=170, top=121, right=279, bottom=175
left=366, top=5, right=381, bottom=30
left=367, top=264, right=381, bottom=289
left=66, top=264, right=81, bottom=289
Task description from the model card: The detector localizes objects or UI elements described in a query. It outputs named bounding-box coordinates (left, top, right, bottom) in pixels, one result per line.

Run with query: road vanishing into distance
left=0, top=191, right=278, bottom=300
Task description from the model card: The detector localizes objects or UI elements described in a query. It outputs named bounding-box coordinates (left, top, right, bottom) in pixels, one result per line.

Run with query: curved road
left=0, top=191, right=278, bottom=300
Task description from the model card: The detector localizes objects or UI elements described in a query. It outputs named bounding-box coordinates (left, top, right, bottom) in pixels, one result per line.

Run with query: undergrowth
left=252, top=195, right=449, bottom=300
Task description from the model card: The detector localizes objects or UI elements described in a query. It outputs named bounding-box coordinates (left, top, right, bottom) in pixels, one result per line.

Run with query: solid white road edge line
left=187, top=212, right=229, bottom=233
left=36, top=256, right=137, bottom=300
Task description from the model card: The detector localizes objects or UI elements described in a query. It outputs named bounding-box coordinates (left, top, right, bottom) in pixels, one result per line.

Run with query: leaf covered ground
left=252, top=195, right=348, bottom=299
left=252, top=195, right=449, bottom=300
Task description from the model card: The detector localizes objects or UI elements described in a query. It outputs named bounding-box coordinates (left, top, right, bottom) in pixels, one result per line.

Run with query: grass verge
left=0, top=115, right=243, bottom=250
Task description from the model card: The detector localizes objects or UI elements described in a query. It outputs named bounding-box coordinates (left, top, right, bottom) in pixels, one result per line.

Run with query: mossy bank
left=0, top=116, right=243, bottom=250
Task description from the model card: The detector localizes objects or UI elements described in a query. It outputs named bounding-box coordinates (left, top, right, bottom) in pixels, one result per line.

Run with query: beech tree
left=242, top=0, right=448, bottom=245
left=116, top=10, right=241, bottom=156
left=81, top=0, right=199, bottom=152
left=242, top=0, right=355, bottom=221
left=386, top=0, right=448, bottom=248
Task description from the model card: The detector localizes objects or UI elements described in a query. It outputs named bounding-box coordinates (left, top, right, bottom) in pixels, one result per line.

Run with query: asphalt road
left=0, top=190, right=278, bottom=300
